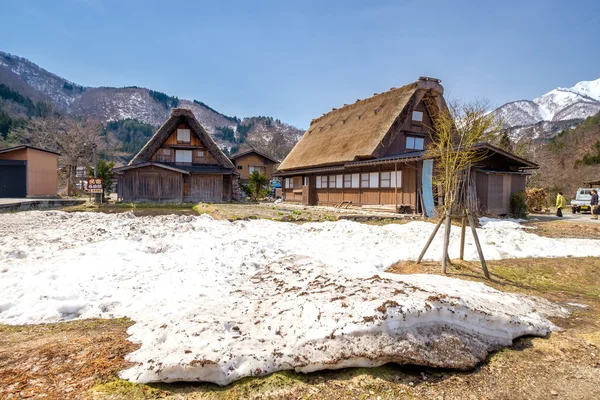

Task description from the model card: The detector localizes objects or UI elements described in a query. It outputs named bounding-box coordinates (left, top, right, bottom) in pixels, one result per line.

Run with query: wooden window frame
left=329, top=175, right=336, bottom=189
left=343, top=174, right=352, bottom=188
left=380, top=171, right=391, bottom=188
left=175, top=149, right=193, bottom=164
left=177, top=128, right=191, bottom=143
left=360, top=173, right=370, bottom=188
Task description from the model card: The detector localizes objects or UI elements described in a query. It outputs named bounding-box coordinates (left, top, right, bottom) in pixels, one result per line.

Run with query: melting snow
left=1, top=211, right=595, bottom=385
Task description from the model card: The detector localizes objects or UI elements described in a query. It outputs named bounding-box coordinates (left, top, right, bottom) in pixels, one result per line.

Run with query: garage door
left=0, top=160, right=27, bottom=198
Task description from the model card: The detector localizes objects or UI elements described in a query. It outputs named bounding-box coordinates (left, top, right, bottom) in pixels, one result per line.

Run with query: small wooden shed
left=0, top=145, right=59, bottom=198
left=114, top=108, right=237, bottom=202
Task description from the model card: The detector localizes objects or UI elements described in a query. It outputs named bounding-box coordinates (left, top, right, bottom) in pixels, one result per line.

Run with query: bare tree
left=417, top=100, right=500, bottom=278
left=425, top=99, right=500, bottom=214
left=9, top=116, right=105, bottom=195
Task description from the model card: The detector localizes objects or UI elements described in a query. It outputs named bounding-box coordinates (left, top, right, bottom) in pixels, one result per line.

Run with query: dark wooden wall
left=119, top=166, right=183, bottom=202
left=118, top=165, right=230, bottom=202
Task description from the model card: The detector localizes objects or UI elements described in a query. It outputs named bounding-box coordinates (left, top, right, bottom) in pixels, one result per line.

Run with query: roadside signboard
left=87, top=177, right=104, bottom=193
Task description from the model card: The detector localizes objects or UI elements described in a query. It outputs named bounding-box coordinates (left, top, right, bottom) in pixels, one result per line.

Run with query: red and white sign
left=87, top=177, right=104, bottom=193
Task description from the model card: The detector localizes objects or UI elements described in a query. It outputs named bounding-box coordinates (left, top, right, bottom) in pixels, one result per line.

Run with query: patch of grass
left=292, top=210, right=301, bottom=216
left=87, top=378, right=168, bottom=399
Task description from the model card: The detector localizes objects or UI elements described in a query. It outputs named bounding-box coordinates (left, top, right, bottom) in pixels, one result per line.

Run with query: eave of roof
left=230, top=149, right=279, bottom=164
left=113, top=162, right=190, bottom=174
left=473, top=142, right=539, bottom=169
left=0, top=145, right=60, bottom=156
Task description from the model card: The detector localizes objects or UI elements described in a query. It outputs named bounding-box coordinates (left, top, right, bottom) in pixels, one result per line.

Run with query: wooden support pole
left=459, top=213, right=466, bottom=260
left=442, top=212, right=452, bottom=274
left=416, top=213, right=445, bottom=264
left=466, top=209, right=490, bottom=279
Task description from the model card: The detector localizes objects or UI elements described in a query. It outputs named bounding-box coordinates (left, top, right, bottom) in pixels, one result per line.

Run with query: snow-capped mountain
left=0, top=51, right=303, bottom=155
left=492, top=78, right=600, bottom=130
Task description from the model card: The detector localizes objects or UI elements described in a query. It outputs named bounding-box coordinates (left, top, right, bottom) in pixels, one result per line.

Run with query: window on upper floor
left=412, top=110, right=423, bottom=122
left=406, top=136, right=425, bottom=150
left=237, top=165, right=243, bottom=170
left=177, top=128, right=191, bottom=143
left=175, top=150, right=192, bottom=163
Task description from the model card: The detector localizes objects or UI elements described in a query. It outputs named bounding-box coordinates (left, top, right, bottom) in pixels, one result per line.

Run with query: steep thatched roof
left=277, top=78, right=444, bottom=171
left=129, top=108, right=234, bottom=168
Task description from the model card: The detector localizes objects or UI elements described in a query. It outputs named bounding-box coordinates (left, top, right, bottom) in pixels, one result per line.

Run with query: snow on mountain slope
left=570, top=78, right=600, bottom=101
left=492, top=78, right=600, bottom=143
left=0, top=50, right=304, bottom=156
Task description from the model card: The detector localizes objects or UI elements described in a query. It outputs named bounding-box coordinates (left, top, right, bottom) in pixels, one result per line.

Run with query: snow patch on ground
left=0, top=211, right=596, bottom=385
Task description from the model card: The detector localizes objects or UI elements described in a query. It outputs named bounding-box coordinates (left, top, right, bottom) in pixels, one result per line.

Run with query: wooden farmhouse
left=229, top=149, right=279, bottom=183
left=276, top=77, right=537, bottom=215
left=114, top=108, right=237, bottom=202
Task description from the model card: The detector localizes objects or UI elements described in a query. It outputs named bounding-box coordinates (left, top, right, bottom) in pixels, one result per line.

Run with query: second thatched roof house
left=276, top=77, right=537, bottom=215
left=114, top=108, right=237, bottom=202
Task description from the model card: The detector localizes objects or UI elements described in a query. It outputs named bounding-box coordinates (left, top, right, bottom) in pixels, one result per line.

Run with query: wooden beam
left=466, top=209, right=490, bottom=279
left=442, top=212, right=451, bottom=274
left=459, top=214, right=466, bottom=260
left=416, top=213, right=445, bottom=264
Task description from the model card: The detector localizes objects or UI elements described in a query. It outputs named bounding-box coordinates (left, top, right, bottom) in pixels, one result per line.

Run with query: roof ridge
left=309, top=82, right=419, bottom=127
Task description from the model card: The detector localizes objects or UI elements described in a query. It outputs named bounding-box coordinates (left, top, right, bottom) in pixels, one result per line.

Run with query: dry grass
left=523, top=219, right=600, bottom=239
left=0, top=318, right=136, bottom=400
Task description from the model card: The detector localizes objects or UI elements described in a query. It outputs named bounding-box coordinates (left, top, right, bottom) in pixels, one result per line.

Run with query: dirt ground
left=62, top=201, right=416, bottom=224
left=2, top=207, right=600, bottom=399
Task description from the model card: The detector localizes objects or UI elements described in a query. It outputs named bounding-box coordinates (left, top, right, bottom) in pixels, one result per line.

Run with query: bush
left=241, top=171, right=271, bottom=201
left=510, top=190, right=528, bottom=218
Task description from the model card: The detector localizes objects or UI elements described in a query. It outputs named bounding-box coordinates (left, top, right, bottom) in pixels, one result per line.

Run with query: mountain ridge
left=0, top=50, right=303, bottom=160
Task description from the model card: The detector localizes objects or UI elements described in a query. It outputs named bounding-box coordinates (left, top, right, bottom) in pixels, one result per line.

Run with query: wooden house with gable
left=275, top=77, right=538, bottom=215
left=114, top=108, right=237, bottom=202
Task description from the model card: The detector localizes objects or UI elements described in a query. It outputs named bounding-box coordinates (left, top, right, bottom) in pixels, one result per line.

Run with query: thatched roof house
left=276, top=77, right=538, bottom=215
left=278, top=79, right=446, bottom=172
left=114, top=108, right=237, bottom=202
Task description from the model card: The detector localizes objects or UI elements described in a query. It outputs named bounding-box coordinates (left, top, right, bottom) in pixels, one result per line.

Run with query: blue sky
left=1, top=0, right=599, bottom=128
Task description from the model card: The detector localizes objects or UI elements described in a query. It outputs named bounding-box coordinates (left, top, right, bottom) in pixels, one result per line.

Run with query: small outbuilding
left=229, top=149, right=279, bottom=183
left=0, top=145, right=59, bottom=198
left=114, top=108, right=238, bottom=202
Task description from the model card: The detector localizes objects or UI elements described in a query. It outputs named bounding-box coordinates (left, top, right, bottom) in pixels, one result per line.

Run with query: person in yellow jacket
left=556, top=191, right=566, bottom=217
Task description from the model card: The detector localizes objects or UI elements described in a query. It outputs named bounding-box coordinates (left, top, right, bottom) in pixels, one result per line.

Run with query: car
left=571, top=188, right=600, bottom=213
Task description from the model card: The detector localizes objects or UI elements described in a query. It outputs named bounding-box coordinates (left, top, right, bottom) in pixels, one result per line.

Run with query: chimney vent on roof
left=418, top=76, right=441, bottom=83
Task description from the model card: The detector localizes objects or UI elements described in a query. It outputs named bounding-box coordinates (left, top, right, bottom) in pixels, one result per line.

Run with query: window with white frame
left=316, top=176, right=322, bottom=189
left=249, top=166, right=261, bottom=174
left=406, top=136, right=425, bottom=150
left=329, top=175, right=336, bottom=188
left=175, top=150, right=192, bottom=163
left=361, top=173, right=370, bottom=188
left=343, top=174, right=352, bottom=188
left=412, top=110, right=423, bottom=122
left=285, top=177, right=293, bottom=189
left=303, top=176, right=309, bottom=186
left=177, top=128, right=191, bottom=143
left=162, top=149, right=170, bottom=156
left=380, top=171, right=391, bottom=188
left=352, top=173, right=360, bottom=188
left=336, top=175, right=343, bottom=188
left=321, top=176, right=328, bottom=188
left=369, top=172, right=379, bottom=188
left=197, top=150, right=205, bottom=158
